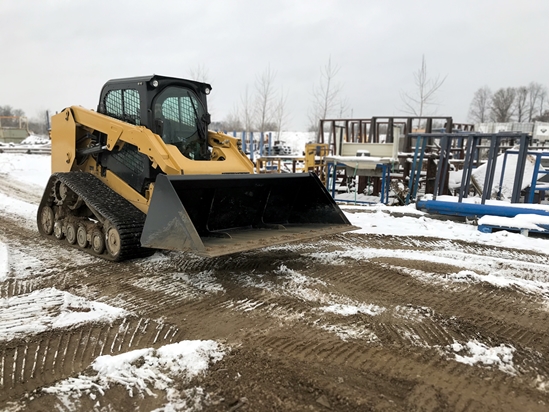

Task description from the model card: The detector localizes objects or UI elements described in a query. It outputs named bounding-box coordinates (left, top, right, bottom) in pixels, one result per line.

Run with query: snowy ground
left=1, top=149, right=549, bottom=410
left=2, top=149, right=549, bottom=303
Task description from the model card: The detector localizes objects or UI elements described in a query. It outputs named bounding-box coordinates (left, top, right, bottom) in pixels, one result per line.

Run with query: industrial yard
left=2, top=0, right=549, bottom=410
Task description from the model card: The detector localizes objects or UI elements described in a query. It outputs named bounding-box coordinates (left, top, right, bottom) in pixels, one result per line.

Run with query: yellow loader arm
left=52, top=106, right=253, bottom=175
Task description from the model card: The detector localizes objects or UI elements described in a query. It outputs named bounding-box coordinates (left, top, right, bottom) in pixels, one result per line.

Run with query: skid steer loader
left=37, top=75, right=356, bottom=261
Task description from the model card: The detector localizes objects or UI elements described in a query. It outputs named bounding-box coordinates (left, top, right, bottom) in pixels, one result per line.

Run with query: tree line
left=468, top=83, right=548, bottom=124
left=7, top=61, right=546, bottom=138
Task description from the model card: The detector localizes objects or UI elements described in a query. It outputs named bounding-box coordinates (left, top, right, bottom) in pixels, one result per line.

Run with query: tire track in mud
left=182, top=266, right=547, bottom=410
left=250, top=326, right=547, bottom=411
left=180, top=252, right=549, bottom=408
left=223, top=288, right=457, bottom=368
left=77, top=250, right=307, bottom=322
left=0, top=214, right=189, bottom=404
left=302, top=259, right=549, bottom=353
left=0, top=176, right=43, bottom=205
left=335, top=233, right=549, bottom=264
left=168, top=249, right=307, bottom=274
left=0, top=316, right=184, bottom=403
left=66, top=265, right=219, bottom=317
left=0, top=215, right=100, bottom=277
left=181, top=251, right=549, bottom=368
left=3, top=212, right=284, bottom=341
left=0, top=278, right=42, bottom=298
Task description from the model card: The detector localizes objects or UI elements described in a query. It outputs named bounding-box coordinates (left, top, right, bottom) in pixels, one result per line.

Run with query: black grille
left=111, top=144, right=145, bottom=175
left=104, top=89, right=141, bottom=125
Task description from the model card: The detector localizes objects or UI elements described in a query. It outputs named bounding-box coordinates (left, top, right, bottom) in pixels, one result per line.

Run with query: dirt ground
left=1, top=181, right=549, bottom=411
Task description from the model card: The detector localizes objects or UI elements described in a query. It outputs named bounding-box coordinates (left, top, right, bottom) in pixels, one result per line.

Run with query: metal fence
left=0, top=145, right=51, bottom=155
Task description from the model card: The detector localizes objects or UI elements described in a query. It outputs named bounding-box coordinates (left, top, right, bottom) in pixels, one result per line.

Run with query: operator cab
left=98, top=74, right=212, bottom=160
left=96, top=75, right=212, bottom=194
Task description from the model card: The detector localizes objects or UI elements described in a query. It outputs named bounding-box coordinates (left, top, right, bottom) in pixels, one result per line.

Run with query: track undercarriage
left=37, top=172, right=152, bottom=261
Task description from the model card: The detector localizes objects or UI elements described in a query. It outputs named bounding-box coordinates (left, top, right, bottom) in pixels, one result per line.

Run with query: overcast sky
left=2, top=0, right=548, bottom=130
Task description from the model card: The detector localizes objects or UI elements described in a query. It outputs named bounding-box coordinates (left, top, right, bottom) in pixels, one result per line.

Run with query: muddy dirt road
left=1, top=182, right=549, bottom=411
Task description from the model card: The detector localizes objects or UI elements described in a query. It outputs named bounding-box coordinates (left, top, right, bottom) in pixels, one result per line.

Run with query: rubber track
left=43, top=172, right=151, bottom=261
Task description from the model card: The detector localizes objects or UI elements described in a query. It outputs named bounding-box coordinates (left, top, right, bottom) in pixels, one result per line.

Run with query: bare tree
left=308, top=57, right=344, bottom=131
left=515, top=86, right=529, bottom=122
left=223, top=105, right=243, bottom=131
left=538, top=88, right=547, bottom=118
left=527, top=82, right=545, bottom=121
left=468, top=86, right=492, bottom=123
left=468, top=82, right=548, bottom=123
left=490, top=87, right=516, bottom=122
left=188, top=64, right=215, bottom=117
left=273, top=86, right=289, bottom=139
left=29, top=110, right=49, bottom=135
left=400, top=55, right=447, bottom=119
left=254, top=65, right=277, bottom=133
left=239, top=85, right=255, bottom=132
left=188, top=64, right=210, bottom=83
left=337, top=96, right=351, bottom=118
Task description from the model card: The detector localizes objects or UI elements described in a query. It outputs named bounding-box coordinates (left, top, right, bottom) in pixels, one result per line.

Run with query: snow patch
left=0, top=288, right=128, bottom=341
left=311, top=246, right=549, bottom=300
left=448, top=269, right=548, bottom=293
left=448, top=340, right=516, bottom=375
left=0, top=192, right=38, bottom=223
left=320, top=324, right=378, bottom=342
left=342, top=205, right=549, bottom=256
left=393, top=265, right=549, bottom=299
left=275, top=264, right=327, bottom=286
left=137, top=252, right=173, bottom=267
left=43, top=340, right=226, bottom=410
left=479, top=213, right=549, bottom=232
left=534, top=375, right=549, bottom=393
left=3, top=247, right=49, bottom=277
left=273, top=267, right=385, bottom=316
left=0, top=152, right=51, bottom=188
left=21, top=134, right=50, bottom=145
left=173, top=270, right=225, bottom=294
left=400, top=329, right=427, bottom=347
left=319, top=303, right=385, bottom=317
left=393, top=305, right=434, bottom=321
left=223, top=298, right=266, bottom=312
left=234, top=267, right=387, bottom=342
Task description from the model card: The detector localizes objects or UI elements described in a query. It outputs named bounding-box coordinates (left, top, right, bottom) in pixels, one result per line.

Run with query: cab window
left=154, top=87, right=208, bottom=160
left=104, top=89, right=141, bottom=125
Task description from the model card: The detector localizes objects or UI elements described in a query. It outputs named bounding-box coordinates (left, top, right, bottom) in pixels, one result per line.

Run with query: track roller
left=105, top=226, right=121, bottom=259
left=38, top=206, right=54, bottom=235
left=91, top=228, right=105, bottom=254
left=77, top=225, right=88, bottom=248
left=66, top=222, right=77, bottom=245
